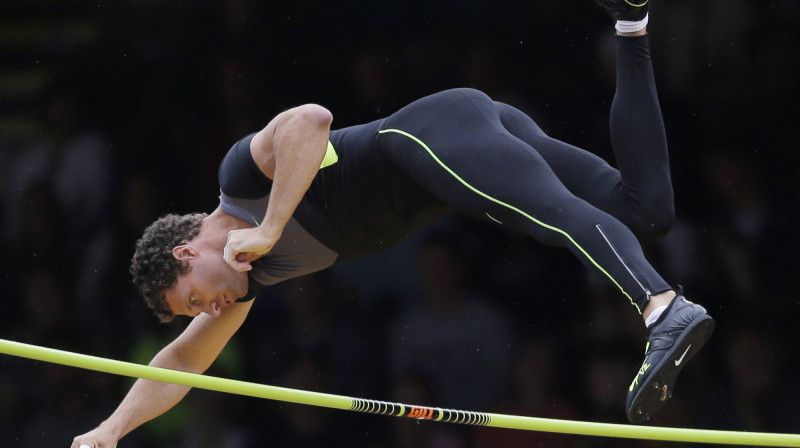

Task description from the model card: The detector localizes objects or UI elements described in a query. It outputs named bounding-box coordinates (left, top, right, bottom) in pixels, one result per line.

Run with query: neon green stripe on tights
left=378, top=128, right=639, bottom=311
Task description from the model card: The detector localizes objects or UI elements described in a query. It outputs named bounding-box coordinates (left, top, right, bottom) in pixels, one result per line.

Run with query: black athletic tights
left=377, top=35, right=672, bottom=312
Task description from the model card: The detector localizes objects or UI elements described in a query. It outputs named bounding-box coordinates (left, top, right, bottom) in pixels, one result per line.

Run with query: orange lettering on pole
left=408, top=407, right=434, bottom=419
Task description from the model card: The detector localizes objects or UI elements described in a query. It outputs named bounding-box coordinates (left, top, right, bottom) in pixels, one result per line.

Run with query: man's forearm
left=96, top=347, right=198, bottom=440
left=101, top=376, right=192, bottom=439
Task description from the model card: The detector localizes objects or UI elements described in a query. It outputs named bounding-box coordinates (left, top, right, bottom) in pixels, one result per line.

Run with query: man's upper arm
left=249, top=104, right=333, bottom=180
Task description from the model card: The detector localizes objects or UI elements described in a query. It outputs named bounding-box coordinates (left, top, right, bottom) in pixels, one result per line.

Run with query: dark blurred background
left=1, top=1, right=799, bottom=447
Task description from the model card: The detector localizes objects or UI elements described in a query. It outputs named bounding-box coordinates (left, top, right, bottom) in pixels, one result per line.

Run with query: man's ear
left=172, top=245, right=199, bottom=260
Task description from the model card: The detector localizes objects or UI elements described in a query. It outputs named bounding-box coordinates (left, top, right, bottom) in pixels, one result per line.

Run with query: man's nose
left=204, top=301, right=221, bottom=317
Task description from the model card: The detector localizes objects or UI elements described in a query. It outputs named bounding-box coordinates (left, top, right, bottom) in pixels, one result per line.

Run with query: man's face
left=163, top=245, right=249, bottom=317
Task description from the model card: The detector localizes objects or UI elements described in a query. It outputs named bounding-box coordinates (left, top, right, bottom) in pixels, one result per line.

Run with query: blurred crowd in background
left=1, top=1, right=799, bottom=447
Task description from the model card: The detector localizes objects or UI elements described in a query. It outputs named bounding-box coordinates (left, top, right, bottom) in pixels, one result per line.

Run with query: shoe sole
left=627, top=315, right=715, bottom=424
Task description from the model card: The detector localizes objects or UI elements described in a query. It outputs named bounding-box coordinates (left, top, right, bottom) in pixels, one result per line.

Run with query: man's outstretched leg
left=386, top=83, right=713, bottom=422
left=596, top=0, right=715, bottom=424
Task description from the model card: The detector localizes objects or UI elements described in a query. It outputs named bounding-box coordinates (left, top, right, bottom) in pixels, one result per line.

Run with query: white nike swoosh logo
left=674, top=344, right=692, bottom=366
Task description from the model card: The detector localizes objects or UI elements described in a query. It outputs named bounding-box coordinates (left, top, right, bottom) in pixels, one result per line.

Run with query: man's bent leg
left=495, top=34, right=673, bottom=242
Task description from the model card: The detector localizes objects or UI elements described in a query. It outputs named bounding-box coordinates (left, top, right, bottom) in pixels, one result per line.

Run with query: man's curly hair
left=130, top=213, right=207, bottom=322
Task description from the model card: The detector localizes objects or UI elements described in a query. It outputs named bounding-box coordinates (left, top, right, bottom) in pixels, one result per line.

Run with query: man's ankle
left=617, top=27, right=647, bottom=37
left=643, top=290, right=677, bottom=321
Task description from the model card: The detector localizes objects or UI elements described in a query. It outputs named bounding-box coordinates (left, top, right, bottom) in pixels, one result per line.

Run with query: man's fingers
left=239, top=262, right=253, bottom=271
left=223, top=231, right=242, bottom=267
left=223, top=245, right=234, bottom=266
left=223, top=243, right=253, bottom=271
left=233, top=260, right=252, bottom=272
left=224, top=229, right=264, bottom=271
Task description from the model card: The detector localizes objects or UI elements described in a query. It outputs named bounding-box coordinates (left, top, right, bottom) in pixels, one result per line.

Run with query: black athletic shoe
left=595, top=0, right=649, bottom=22
left=626, top=295, right=714, bottom=424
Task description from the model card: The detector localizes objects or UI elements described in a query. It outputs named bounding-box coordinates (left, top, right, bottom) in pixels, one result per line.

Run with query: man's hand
left=72, top=425, right=118, bottom=448
left=223, top=226, right=278, bottom=271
